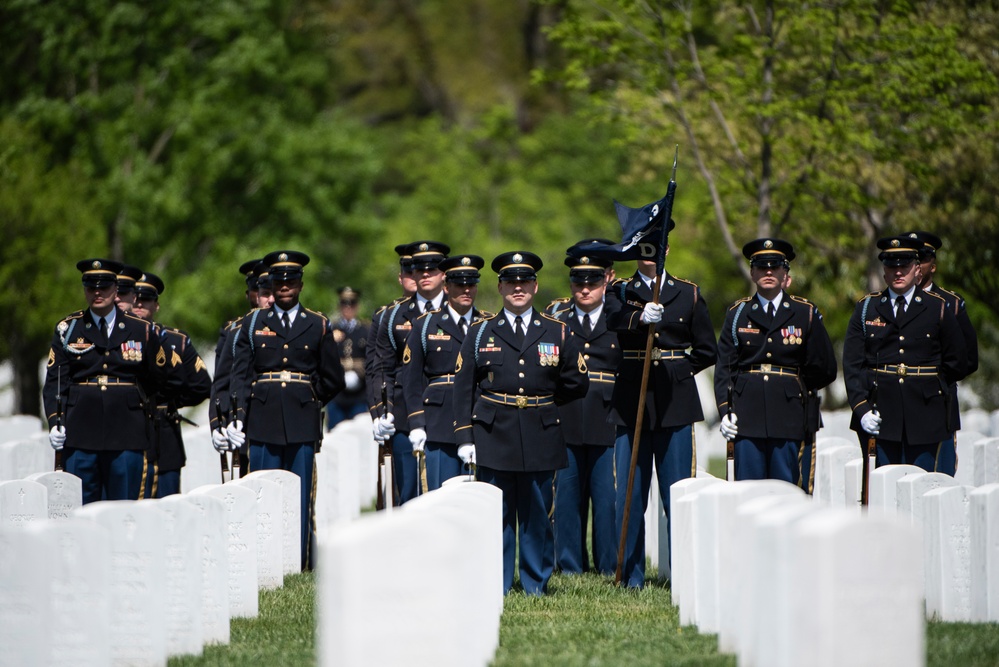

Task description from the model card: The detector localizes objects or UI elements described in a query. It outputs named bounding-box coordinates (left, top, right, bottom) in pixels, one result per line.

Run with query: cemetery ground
left=168, top=568, right=999, bottom=667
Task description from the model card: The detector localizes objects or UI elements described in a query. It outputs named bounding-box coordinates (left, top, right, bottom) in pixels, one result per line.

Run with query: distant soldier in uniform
left=226, top=250, right=344, bottom=570
left=714, top=239, right=837, bottom=486
left=131, top=272, right=212, bottom=497
left=605, top=222, right=717, bottom=588
left=843, top=236, right=967, bottom=472
left=550, top=246, right=621, bottom=576
left=453, top=251, right=589, bottom=595
left=325, top=286, right=369, bottom=430
left=43, top=259, right=172, bottom=503
left=403, top=254, right=490, bottom=490
left=903, top=230, right=978, bottom=476
left=114, top=264, right=143, bottom=313
left=369, top=240, right=449, bottom=504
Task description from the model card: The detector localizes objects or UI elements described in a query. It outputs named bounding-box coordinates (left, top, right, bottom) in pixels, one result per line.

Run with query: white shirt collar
left=417, top=292, right=444, bottom=312
left=273, top=302, right=301, bottom=323
left=91, top=309, right=116, bottom=330
left=888, top=285, right=916, bottom=306
left=447, top=304, right=471, bottom=327
left=578, top=302, right=603, bottom=324
left=755, top=291, right=784, bottom=312
left=504, top=308, right=533, bottom=327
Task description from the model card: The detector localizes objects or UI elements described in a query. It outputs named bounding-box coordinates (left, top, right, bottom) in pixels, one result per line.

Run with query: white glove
left=344, top=370, right=361, bottom=392
left=373, top=414, right=396, bottom=441
left=212, top=427, right=230, bottom=452
left=226, top=419, right=246, bottom=448
left=457, top=443, right=476, bottom=465
left=720, top=413, right=738, bottom=441
left=640, top=302, right=664, bottom=324
left=860, top=410, right=881, bottom=436
left=49, top=425, right=66, bottom=450
left=410, top=428, right=427, bottom=453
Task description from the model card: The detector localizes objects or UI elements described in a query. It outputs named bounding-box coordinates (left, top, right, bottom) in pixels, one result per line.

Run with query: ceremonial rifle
left=214, top=397, right=230, bottom=482
left=376, top=382, right=394, bottom=509
left=54, top=365, right=64, bottom=472
left=726, top=363, right=736, bottom=482
left=615, top=147, right=678, bottom=586
left=229, top=390, right=241, bottom=480
left=861, top=357, right=878, bottom=506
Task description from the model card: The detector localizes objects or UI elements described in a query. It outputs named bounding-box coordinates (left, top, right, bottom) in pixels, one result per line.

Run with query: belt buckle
left=897, top=364, right=907, bottom=377
left=97, top=375, right=108, bottom=387
left=651, top=348, right=661, bottom=361
left=760, top=364, right=772, bottom=374
left=516, top=396, right=528, bottom=409
left=280, top=370, right=292, bottom=382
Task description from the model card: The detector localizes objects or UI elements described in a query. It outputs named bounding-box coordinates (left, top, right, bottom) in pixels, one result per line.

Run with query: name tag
left=428, top=334, right=451, bottom=341
left=738, top=327, right=760, bottom=334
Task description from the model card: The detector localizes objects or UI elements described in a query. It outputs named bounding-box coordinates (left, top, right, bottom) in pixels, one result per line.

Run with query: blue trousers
left=863, top=435, right=943, bottom=473
left=325, top=399, right=367, bottom=431
left=391, top=432, right=418, bottom=504
left=554, top=444, right=616, bottom=575
left=142, top=464, right=181, bottom=498
left=934, top=435, right=957, bottom=476
left=614, top=424, right=694, bottom=589
left=248, top=441, right=317, bottom=571
left=734, top=437, right=799, bottom=484
left=65, top=448, right=145, bottom=504
left=426, top=442, right=463, bottom=491
left=478, top=467, right=555, bottom=596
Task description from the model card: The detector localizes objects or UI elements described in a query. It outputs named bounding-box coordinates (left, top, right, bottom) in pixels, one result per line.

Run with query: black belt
left=428, top=374, right=455, bottom=385
left=588, top=371, right=616, bottom=383
left=746, top=364, right=799, bottom=377
left=874, top=364, right=938, bottom=377
left=481, top=391, right=554, bottom=408
left=622, top=349, right=686, bottom=361
left=256, top=371, right=311, bottom=384
left=75, top=376, right=135, bottom=387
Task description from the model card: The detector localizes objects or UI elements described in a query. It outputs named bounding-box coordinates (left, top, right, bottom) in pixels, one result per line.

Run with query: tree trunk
left=11, top=334, right=42, bottom=421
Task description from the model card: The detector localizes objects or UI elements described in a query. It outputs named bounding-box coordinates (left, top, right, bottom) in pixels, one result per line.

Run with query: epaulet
left=935, top=285, right=964, bottom=301
left=61, top=311, right=85, bottom=324
left=373, top=304, right=389, bottom=317
left=788, top=294, right=817, bottom=309
left=922, top=289, right=946, bottom=304
left=857, top=291, right=880, bottom=304
left=472, top=313, right=497, bottom=325
left=671, top=275, right=697, bottom=288
left=475, top=310, right=495, bottom=320
left=393, top=295, right=409, bottom=304
left=123, top=311, right=152, bottom=327
left=304, top=307, right=329, bottom=322
left=541, top=312, right=566, bottom=325
left=414, top=311, right=432, bottom=323
left=546, top=297, right=571, bottom=312
left=728, top=296, right=752, bottom=311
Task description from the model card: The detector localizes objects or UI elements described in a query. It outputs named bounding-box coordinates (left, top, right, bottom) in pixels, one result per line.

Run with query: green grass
left=168, top=569, right=999, bottom=667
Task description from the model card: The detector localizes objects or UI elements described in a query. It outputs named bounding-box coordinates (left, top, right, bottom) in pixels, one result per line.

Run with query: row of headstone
left=314, top=415, right=373, bottom=531
left=317, top=480, right=503, bottom=667
left=670, top=477, right=927, bottom=667
left=0, top=468, right=304, bottom=666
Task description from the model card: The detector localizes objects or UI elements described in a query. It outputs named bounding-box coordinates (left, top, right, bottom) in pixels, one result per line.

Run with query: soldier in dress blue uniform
left=114, top=264, right=143, bottom=313
left=453, top=251, right=589, bottom=595
left=325, top=286, right=370, bottom=430
left=402, top=254, right=490, bottom=490
left=605, top=223, right=718, bottom=588
left=131, top=272, right=212, bottom=497
left=369, top=240, right=450, bottom=504
left=842, top=236, right=968, bottom=471
left=713, top=239, right=837, bottom=486
left=550, top=247, right=621, bottom=576
left=43, top=259, right=173, bottom=503
left=903, top=230, right=978, bottom=476
left=226, top=250, right=345, bottom=570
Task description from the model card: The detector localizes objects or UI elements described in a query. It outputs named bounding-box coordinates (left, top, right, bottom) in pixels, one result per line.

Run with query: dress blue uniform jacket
left=843, top=287, right=967, bottom=445
left=368, top=296, right=423, bottom=429
left=713, top=293, right=837, bottom=440
left=331, top=318, right=369, bottom=408
left=605, top=272, right=717, bottom=429
left=927, top=283, right=978, bottom=432
left=153, top=325, right=212, bottom=470
left=402, top=307, right=487, bottom=444
left=231, top=305, right=345, bottom=445
left=452, top=310, right=589, bottom=472
left=43, top=310, right=172, bottom=451
left=550, top=303, right=620, bottom=447
left=210, top=317, right=241, bottom=431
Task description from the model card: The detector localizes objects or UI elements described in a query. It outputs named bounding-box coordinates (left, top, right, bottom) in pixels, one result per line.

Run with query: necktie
left=895, top=295, right=906, bottom=317
left=459, top=317, right=468, bottom=334
left=514, top=315, right=525, bottom=346
left=282, top=312, right=291, bottom=332
left=767, top=302, right=776, bottom=320
left=581, top=314, right=592, bottom=336
left=99, top=317, right=108, bottom=345
left=424, top=300, right=433, bottom=314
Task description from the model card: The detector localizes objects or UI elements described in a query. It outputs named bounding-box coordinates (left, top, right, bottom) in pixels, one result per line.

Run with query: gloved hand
left=344, top=370, right=361, bottom=392
left=212, top=427, right=231, bottom=452
left=410, top=428, right=427, bottom=453
left=373, top=414, right=396, bottom=442
left=457, top=443, right=476, bottom=465
left=640, top=302, right=664, bottom=324
left=226, top=419, right=246, bottom=448
left=720, top=413, right=738, bottom=441
left=49, top=425, right=66, bottom=450
left=860, top=410, right=881, bottom=436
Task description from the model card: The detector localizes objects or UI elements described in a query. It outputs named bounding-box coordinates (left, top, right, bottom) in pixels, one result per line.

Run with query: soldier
left=114, top=264, right=143, bottom=313
left=325, top=286, right=369, bottom=430
left=369, top=240, right=449, bottom=504
left=453, top=251, right=588, bottom=595
left=903, top=230, right=978, bottom=476
left=842, top=236, right=967, bottom=472
left=550, top=247, right=621, bottom=576
left=713, top=239, right=837, bottom=486
left=403, top=254, right=489, bottom=490
left=226, top=250, right=345, bottom=570
left=43, top=258, right=172, bottom=503
left=605, top=223, right=717, bottom=588
left=131, top=272, right=212, bottom=497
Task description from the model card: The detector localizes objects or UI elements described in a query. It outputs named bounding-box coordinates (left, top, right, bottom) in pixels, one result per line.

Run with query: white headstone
left=787, top=511, right=924, bottom=667
left=175, top=493, right=230, bottom=644
left=25, top=471, right=82, bottom=520
left=232, top=477, right=284, bottom=589
left=669, top=476, right=723, bottom=619
left=969, top=483, right=999, bottom=622
left=814, top=445, right=861, bottom=506
left=896, top=472, right=957, bottom=528
left=0, top=434, right=53, bottom=481
left=973, top=437, right=999, bottom=487
left=180, top=426, right=225, bottom=493
left=991, top=409, right=999, bottom=438
left=961, top=408, right=992, bottom=436
left=868, top=464, right=924, bottom=517
left=0, top=525, right=52, bottom=666
left=923, top=485, right=973, bottom=621
left=190, top=484, right=259, bottom=618
left=243, top=469, right=301, bottom=575
left=0, top=479, right=47, bottom=527
left=156, top=496, right=206, bottom=657
left=843, top=458, right=863, bottom=511
left=0, top=414, right=44, bottom=443
left=817, top=411, right=854, bottom=441
left=75, top=500, right=168, bottom=667
left=317, top=428, right=362, bottom=532
left=347, top=414, right=378, bottom=509
left=954, top=430, right=985, bottom=486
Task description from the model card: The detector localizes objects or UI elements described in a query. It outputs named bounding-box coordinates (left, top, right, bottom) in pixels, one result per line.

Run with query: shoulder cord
left=860, top=296, right=871, bottom=337
left=421, top=313, right=434, bottom=356
left=730, top=302, right=747, bottom=347
left=474, top=321, right=488, bottom=365
left=386, top=302, right=403, bottom=353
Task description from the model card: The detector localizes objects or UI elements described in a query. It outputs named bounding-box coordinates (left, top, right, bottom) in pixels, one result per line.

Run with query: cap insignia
left=513, top=253, right=523, bottom=263
left=909, top=233, right=918, bottom=238
left=461, top=257, right=471, bottom=266
left=279, top=252, right=288, bottom=261
left=891, top=239, right=900, bottom=248
left=581, top=256, right=591, bottom=265
left=92, top=261, right=101, bottom=269
left=764, top=240, right=773, bottom=249
left=140, top=274, right=146, bottom=281
left=419, top=243, right=429, bottom=252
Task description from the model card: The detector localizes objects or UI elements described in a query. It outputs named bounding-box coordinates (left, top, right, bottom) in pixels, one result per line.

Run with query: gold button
left=305, top=345, right=309, bottom=349
left=899, top=349, right=905, bottom=355
left=518, top=388, right=525, bottom=394
left=283, top=357, right=288, bottom=362
left=655, top=333, right=660, bottom=339
left=281, top=382, right=287, bottom=387
left=261, top=343, right=267, bottom=348
left=519, top=372, right=525, bottom=378
left=283, top=344, right=289, bottom=349
left=103, top=364, right=108, bottom=369
left=425, top=398, right=430, bottom=404
left=584, top=343, right=590, bottom=349
left=764, top=375, right=769, bottom=381
left=584, top=354, right=590, bottom=360
left=436, top=347, right=442, bottom=352
left=899, top=378, right=905, bottom=384
left=679, top=318, right=684, bottom=322
left=654, top=361, right=660, bottom=366
left=519, top=359, right=525, bottom=365
left=899, top=336, right=905, bottom=341
left=101, top=386, right=107, bottom=392
left=767, top=338, right=773, bottom=343
left=766, top=353, right=772, bottom=358
left=105, top=351, right=110, bottom=356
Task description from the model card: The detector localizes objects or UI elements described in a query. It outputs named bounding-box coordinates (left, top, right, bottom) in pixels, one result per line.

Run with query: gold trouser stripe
left=150, top=461, right=159, bottom=498
left=305, top=454, right=318, bottom=570
left=690, top=426, right=697, bottom=477
left=139, top=456, right=148, bottom=499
